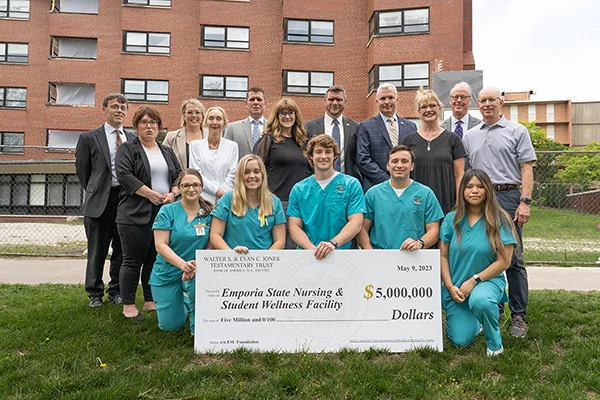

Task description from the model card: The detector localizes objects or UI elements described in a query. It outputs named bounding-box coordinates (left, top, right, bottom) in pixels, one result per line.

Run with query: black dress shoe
left=108, top=294, right=123, bottom=305
left=125, top=313, right=146, bottom=322
left=89, top=297, right=103, bottom=308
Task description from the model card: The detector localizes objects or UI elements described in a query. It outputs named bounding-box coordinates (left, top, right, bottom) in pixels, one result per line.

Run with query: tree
left=556, top=142, right=600, bottom=187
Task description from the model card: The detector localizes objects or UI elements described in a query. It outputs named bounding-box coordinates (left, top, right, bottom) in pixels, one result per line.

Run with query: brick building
left=0, top=0, right=474, bottom=214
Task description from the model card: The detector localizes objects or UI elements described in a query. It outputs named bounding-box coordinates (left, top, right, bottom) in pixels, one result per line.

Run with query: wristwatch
left=472, top=274, right=482, bottom=284
left=328, top=239, right=339, bottom=249
left=520, top=197, right=532, bottom=205
left=417, top=238, right=425, bottom=249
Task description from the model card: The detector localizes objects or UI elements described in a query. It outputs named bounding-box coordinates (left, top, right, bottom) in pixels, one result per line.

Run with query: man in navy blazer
left=75, top=93, right=135, bottom=308
left=305, top=85, right=361, bottom=183
left=357, top=83, right=417, bottom=191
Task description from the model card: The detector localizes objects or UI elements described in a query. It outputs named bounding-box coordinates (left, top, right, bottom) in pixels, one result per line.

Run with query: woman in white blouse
left=189, top=106, right=238, bottom=204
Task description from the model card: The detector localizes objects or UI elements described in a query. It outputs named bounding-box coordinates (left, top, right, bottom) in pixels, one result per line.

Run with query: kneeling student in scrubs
left=357, top=145, right=443, bottom=251
left=287, top=134, right=365, bottom=260
left=210, top=154, right=286, bottom=253
left=151, top=169, right=213, bottom=334
left=440, top=169, right=518, bottom=357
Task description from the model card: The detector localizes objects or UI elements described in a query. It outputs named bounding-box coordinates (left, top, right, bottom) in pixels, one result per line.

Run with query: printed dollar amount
left=363, top=284, right=434, bottom=301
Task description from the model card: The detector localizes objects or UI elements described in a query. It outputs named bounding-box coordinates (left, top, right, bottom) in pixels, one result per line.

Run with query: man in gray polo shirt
left=462, top=86, right=536, bottom=338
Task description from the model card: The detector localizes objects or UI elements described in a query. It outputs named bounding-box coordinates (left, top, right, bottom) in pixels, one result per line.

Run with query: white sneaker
left=487, top=346, right=504, bottom=357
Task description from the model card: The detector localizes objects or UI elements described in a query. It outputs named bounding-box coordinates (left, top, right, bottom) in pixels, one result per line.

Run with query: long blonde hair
left=231, top=154, right=274, bottom=217
left=180, top=98, right=205, bottom=128
left=453, top=169, right=518, bottom=260
left=264, top=98, right=307, bottom=146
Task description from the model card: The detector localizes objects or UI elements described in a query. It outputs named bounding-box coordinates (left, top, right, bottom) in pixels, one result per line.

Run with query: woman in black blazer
left=116, top=106, right=181, bottom=321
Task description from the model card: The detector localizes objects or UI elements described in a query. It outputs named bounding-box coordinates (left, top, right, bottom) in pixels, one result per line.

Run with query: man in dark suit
left=224, top=87, right=267, bottom=159
left=305, top=85, right=361, bottom=182
left=357, top=83, right=417, bottom=191
left=75, top=93, right=134, bottom=308
left=442, top=81, right=481, bottom=137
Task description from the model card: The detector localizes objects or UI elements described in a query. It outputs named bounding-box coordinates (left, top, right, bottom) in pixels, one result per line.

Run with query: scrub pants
left=444, top=281, right=505, bottom=352
left=495, top=188, right=528, bottom=320
left=151, top=277, right=196, bottom=334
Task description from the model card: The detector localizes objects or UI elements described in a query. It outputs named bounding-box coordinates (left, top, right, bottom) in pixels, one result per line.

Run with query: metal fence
left=0, top=150, right=599, bottom=264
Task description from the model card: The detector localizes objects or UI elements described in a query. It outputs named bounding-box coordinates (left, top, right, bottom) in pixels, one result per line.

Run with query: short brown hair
left=102, top=93, right=127, bottom=108
left=325, top=85, right=346, bottom=100
left=388, top=144, right=415, bottom=163
left=246, top=87, right=265, bottom=100
left=132, top=106, right=163, bottom=130
left=304, top=134, right=341, bottom=168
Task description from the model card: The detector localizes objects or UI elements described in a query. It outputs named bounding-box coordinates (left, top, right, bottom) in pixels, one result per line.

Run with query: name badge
left=194, top=223, right=206, bottom=236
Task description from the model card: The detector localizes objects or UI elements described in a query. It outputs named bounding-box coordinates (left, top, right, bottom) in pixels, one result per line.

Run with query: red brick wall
left=0, top=0, right=472, bottom=162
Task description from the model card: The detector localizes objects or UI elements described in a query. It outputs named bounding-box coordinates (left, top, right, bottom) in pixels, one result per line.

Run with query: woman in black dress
left=401, top=88, right=465, bottom=215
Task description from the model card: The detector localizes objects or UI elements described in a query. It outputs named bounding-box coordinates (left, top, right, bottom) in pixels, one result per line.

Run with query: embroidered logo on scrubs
left=336, top=185, right=345, bottom=194
left=414, top=197, right=422, bottom=206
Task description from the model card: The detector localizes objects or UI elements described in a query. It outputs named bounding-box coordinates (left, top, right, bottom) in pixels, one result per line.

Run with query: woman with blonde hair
left=163, top=98, right=206, bottom=169
left=401, top=87, right=465, bottom=214
left=254, top=98, right=311, bottom=248
left=440, top=169, right=518, bottom=356
left=210, top=154, right=286, bottom=253
left=189, top=106, right=238, bottom=204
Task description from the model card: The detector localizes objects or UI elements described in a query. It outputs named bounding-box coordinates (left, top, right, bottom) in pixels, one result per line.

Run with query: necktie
left=332, top=119, right=341, bottom=172
left=115, top=130, right=123, bottom=150
left=252, top=120, right=261, bottom=145
left=454, top=120, right=464, bottom=139
left=388, top=118, right=398, bottom=147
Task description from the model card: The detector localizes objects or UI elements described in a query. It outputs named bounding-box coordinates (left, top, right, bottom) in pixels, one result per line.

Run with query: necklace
left=426, top=140, right=432, bottom=152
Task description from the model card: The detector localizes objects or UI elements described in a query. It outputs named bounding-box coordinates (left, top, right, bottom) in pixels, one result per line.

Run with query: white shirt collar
left=380, top=113, right=397, bottom=124
left=248, top=116, right=264, bottom=125
left=104, top=122, right=124, bottom=135
left=451, top=114, right=470, bottom=127
left=325, top=114, right=343, bottom=126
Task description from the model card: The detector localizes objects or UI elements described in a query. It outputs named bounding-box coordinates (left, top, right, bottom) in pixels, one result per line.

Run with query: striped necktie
left=387, top=118, right=398, bottom=147
left=115, top=130, right=123, bottom=150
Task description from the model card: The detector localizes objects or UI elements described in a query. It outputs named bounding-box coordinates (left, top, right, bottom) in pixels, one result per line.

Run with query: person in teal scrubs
left=210, top=154, right=286, bottom=252
left=357, top=145, right=443, bottom=250
left=440, top=169, right=518, bottom=356
left=151, top=169, right=213, bottom=334
left=288, top=134, right=365, bottom=260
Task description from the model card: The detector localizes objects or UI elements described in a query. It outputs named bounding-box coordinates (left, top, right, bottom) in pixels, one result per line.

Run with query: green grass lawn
left=1, top=284, right=599, bottom=399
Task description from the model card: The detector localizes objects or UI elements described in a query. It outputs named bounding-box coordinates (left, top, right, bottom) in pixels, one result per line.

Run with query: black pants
left=84, top=187, right=122, bottom=299
left=117, top=206, right=159, bottom=305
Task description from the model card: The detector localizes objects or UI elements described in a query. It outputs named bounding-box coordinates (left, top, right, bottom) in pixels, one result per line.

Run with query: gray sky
left=473, top=0, right=600, bottom=101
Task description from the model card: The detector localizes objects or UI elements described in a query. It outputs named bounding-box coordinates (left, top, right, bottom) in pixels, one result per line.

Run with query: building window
left=202, top=26, right=249, bottom=49
left=50, top=37, right=97, bottom=59
left=0, top=42, right=28, bottom=64
left=48, top=83, right=95, bottom=105
left=284, top=19, right=334, bottom=44
left=122, top=79, right=169, bottom=102
left=200, top=75, right=248, bottom=98
left=124, top=0, right=171, bottom=6
left=369, top=8, right=429, bottom=38
left=0, top=87, right=26, bottom=108
left=368, top=63, right=429, bottom=92
left=547, top=103, right=555, bottom=123
left=283, top=70, right=333, bottom=95
left=0, top=132, right=24, bottom=153
left=123, top=31, right=170, bottom=54
left=52, top=0, right=98, bottom=13
left=1, top=0, right=30, bottom=19
left=47, top=130, right=85, bottom=151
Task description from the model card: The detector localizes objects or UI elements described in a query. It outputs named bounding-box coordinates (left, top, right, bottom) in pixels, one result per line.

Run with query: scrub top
left=440, top=211, right=516, bottom=304
left=365, top=180, right=443, bottom=249
left=150, top=201, right=212, bottom=286
left=211, top=191, right=286, bottom=249
left=287, top=173, right=365, bottom=249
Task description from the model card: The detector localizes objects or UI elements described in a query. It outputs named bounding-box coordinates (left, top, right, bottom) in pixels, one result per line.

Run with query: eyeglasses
left=108, top=104, right=128, bottom=111
left=450, top=95, right=471, bottom=101
left=478, top=97, right=501, bottom=104
left=139, top=119, right=158, bottom=126
left=419, top=104, right=438, bottom=111
left=185, top=110, right=203, bottom=116
left=180, top=183, right=202, bottom=190
left=279, top=111, right=295, bottom=118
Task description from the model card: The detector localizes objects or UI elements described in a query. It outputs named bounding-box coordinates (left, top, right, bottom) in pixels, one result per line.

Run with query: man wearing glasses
left=224, top=87, right=267, bottom=160
left=75, top=94, right=135, bottom=308
left=443, top=82, right=481, bottom=138
left=462, top=86, right=536, bottom=338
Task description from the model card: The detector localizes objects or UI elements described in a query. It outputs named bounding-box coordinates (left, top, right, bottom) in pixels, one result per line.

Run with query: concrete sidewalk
left=0, top=257, right=599, bottom=291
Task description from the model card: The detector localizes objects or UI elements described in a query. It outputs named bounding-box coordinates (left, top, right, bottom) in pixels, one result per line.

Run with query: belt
left=493, top=184, right=520, bottom=191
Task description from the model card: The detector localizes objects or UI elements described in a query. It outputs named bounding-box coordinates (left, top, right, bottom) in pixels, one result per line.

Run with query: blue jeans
left=495, top=188, right=528, bottom=320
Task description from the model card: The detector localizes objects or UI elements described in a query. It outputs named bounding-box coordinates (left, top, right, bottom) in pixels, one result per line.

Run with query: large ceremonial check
left=195, top=250, right=442, bottom=353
